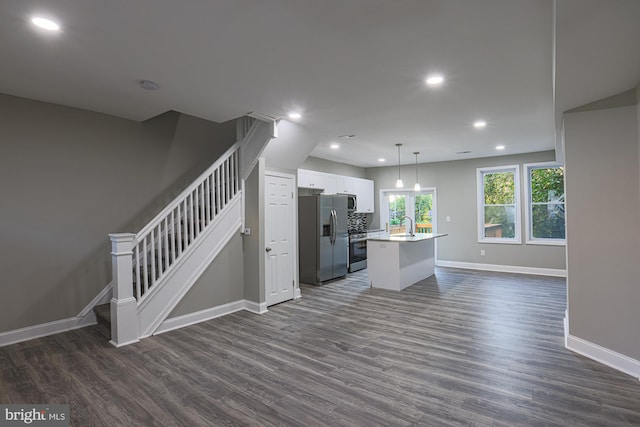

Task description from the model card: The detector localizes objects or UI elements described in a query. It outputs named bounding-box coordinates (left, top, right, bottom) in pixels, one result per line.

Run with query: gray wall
left=365, top=151, right=566, bottom=270
left=564, top=96, right=640, bottom=361
left=301, top=157, right=368, bottom=178
left=169, top=233, right=244, bottom=317
left=0, top=93, right=236, bottom=332
left=243, top=160, right=263, bottom=303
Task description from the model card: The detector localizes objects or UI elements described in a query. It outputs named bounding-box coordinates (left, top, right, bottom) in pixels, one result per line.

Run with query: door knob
left=266, top=247, right=272, bottom=252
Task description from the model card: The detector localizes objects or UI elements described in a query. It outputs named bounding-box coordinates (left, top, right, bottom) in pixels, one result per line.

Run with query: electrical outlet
left=446, top=216, right=451, bottom=222
left=480, top=249, right=485, bottom=256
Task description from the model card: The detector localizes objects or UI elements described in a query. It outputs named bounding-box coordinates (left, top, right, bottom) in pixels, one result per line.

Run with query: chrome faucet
left=403, top=216, right=414, bottom=236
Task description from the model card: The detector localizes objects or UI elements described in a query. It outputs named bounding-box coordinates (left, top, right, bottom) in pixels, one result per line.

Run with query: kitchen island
left=367, top=233, right=447, bottom=291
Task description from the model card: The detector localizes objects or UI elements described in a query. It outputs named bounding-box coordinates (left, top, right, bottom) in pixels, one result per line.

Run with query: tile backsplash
left=347, top=213, right=368, bottom=232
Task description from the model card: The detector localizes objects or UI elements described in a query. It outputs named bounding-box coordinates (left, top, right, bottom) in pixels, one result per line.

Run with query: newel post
left=109, top=233, right=139, bottom=347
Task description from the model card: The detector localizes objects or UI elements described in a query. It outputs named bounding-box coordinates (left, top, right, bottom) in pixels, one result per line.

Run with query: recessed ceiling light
left=140, top=80, right=159, bottom=91
left=378, top=158, right=386, bottom=163
left=496, top=145, right=505, bottom=150
left=288, top=112, right=302, bottom=120
left=330, top=143, right=339, bottom=149
left=426, top=74, right=445, bottom=86
left=31, top=17, right=60, bottom=31
left=473, top=120, right=487, bottom=129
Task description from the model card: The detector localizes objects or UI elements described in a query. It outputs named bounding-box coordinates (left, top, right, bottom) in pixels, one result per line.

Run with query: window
left=388, top=194, right=407, bottom=235
left=524, top=162, right=565, bottom=245
left=381, top=189, right=436, bottom=235
left=477, top=165, right=521, bottom=243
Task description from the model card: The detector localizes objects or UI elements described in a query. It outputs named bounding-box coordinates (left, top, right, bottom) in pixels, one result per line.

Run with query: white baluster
left=226, top=158, right=230, bottom=204
left=170, top=210, right=176, bottom=263
left=200, top=182, right=205, bottom=228
left=163, top=219, right=169, bottom=273
left=205, top=176, right=211, bottom=223
left=189, top=193, right=195, bottom=242
left=108, top=233, right=139, bottom=347
left=232, top=151, right=238, bottom=194
left=181, top=199, right=187, bottom=252
left=150, top=228, right=156, bottom=285
left=178, top=203, right=184, bottom=256
left=143, top=236, right=149, bottom=294
left=195, top=187, right=200, bottom=236
left=215, top=167, right=221, bottom=215
left=134, top=244, right=141, bottom=300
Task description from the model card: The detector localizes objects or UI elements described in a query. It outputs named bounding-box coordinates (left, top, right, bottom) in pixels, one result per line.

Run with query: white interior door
left=265, top=173, right=295, bottom=306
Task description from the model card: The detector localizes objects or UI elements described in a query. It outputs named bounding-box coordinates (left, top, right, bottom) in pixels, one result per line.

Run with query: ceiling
left=1, top=1, right=639, bottom=168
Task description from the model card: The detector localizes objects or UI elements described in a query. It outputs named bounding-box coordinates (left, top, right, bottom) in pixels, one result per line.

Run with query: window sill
left=526, top=239, right=566, bottom=246
left=478, top=238, right=522, bottom=245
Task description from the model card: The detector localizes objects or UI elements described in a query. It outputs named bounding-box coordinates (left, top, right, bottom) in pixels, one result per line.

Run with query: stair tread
left=94, top=303, right=111, bottom=324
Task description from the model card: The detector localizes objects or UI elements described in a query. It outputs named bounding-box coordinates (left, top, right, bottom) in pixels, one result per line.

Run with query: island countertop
left=368, top=232, right=448, bottom=242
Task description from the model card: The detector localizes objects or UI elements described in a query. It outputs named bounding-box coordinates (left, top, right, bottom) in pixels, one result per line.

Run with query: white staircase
left=107, top=116, right=276, bottom=347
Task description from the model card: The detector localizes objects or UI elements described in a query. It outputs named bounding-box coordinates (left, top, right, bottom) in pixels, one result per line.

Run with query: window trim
left=524, top=162, right=566, bottom=246
left=477, top=164, right=521, bottom=244
left=379, top=188, right=438, bottom=237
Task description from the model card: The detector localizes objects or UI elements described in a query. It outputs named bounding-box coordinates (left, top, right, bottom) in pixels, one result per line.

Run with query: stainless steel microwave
left=346, top=194, right=357, bottom=212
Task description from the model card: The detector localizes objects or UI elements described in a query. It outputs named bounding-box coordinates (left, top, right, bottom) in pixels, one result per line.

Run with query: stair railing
left=134, top=142, right=240, bottom=303
left=108, top=142, right=239, bottom=346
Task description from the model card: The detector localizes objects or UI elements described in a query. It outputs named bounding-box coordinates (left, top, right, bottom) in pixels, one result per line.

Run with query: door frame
left=264, top=171, right=300, bottom=304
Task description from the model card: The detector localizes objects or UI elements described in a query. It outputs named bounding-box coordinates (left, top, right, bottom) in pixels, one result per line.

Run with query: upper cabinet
left=298, top=169, right=375, bottom=213
left=336, top=175, right=357, bottom=195
left=298, top=169, right=325, bottom=190
left=323, top=174, right=338, bottom=194
left=354, top=178, right=374, bottom=213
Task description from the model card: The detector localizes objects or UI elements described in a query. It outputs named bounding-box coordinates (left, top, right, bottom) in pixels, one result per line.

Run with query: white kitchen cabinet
left=337, top=175, right=357, bottom=194
left=297, top=170, right=375, bottom=212
left=323, top=174, right=338, bottom=194
left=355, top=178, right=374, bottom=213
left=298, top=169, right=325, bottom=190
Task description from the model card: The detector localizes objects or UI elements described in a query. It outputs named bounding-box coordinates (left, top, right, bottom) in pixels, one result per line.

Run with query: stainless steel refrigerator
left=298, top=194, right=348, bottom=285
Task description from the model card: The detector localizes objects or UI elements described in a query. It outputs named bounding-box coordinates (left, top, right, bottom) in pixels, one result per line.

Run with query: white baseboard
left=0, top=297, right=269, bottom=347
left=566, top=334, right=640, bottom=380
left=155, top=299, right=267, bottom=335
left=435, top=260, right=566, bottom=277
left=0, top=315, right=96, bottom=348
left=1, top=280, right=114, bottom=347
left=243, top=299, right=268, bottom=314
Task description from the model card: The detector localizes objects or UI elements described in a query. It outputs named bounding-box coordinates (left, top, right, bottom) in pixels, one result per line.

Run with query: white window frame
left=477, top=165, right=521, bottom=244
left=379, top=188, right=438, bottom=237
left=524, top=162, right=566, bottom=246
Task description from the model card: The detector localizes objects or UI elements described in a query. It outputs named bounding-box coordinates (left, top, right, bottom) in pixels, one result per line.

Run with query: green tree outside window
left=529, top=166, right=565, bottom=239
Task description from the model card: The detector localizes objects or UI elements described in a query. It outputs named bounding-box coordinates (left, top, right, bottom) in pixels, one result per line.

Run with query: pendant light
left=395, top=143, right=403, bottom=188
left=413, top=152, right=421, bottom=192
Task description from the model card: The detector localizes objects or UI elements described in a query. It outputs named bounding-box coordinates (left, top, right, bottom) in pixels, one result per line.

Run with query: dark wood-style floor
left=1, top=268, right=639, bottom=426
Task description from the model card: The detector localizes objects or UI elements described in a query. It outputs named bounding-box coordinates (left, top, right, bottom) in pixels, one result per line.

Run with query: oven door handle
left=350, top=238, right=368, bottom=243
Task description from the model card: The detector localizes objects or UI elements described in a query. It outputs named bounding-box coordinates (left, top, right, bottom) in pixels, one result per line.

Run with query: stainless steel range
left=348, top=230, right=367, bottom=272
